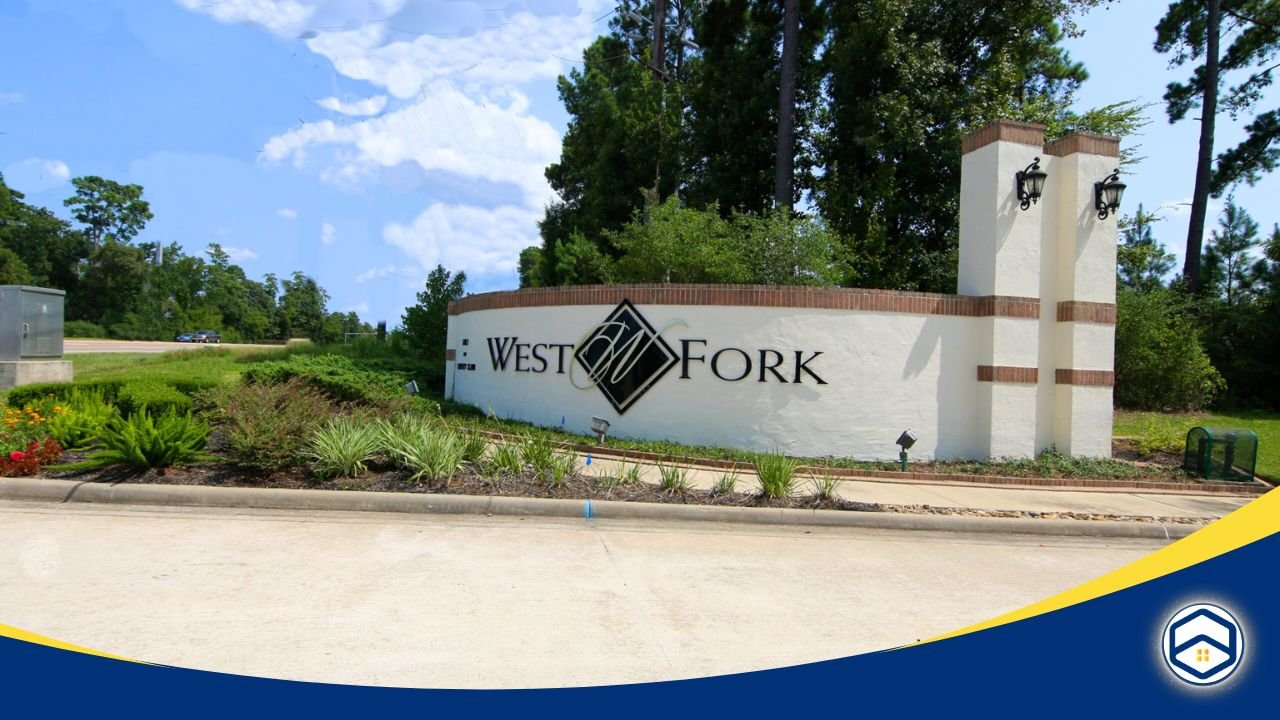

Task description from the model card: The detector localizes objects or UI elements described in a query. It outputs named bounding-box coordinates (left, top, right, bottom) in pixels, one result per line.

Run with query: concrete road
left=0, top=499, right=1165, bottom=688
left=64, top=339, right=283, bottom=354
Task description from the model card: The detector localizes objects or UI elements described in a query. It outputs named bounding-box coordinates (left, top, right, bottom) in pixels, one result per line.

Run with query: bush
left=0, top=439, right=63, bottom=476
left=199, top=379, right=340, bottom=471
left=6, top=378, right=217, bottom=408
left=116, top=381, right=193, bottom=418
left=303, top=417, right=381, bottom=480
left=64, top=320, right=108, bottom=338
left=242, top=354, right=406, bottom=405
left=1115, top=287, right=1225, bottom=410
left=52, top=410, right=212, bottom=473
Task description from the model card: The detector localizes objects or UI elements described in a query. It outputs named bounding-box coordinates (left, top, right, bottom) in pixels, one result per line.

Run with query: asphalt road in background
left=0, top=499, right=1165, bottom=688
left=63, top=339, right=284, bottom=354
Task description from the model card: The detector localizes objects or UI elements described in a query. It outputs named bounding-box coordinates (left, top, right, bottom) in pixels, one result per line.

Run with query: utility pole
left=774, top=0, right=799, bottom=210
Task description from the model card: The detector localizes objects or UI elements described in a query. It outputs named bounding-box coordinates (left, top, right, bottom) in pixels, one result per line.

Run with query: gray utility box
left=0, top=286, right=65, bottom=360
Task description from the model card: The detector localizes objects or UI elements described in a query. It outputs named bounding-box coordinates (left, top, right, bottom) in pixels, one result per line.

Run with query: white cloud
left=175, top=0, right=320, bottom=37
left=344, top=302, right=371, bottom=314
left=224, top=246, right=259, bottom=262
left=383, top=202, right=538, bottom=276
left=261, top=82, right=560, bottom=205
left=321, top=221, right=337, bottom=245
left=1, top=158, right=71, bottom=192
left=277, top=207, right=298, bottom=219
left=184, top=1, right=610, bottom=289
left=0, top=91, right=24, bottom=105
left=316, top=95, right=388, bottom=116
left=356, top=264, right=398, bottom=283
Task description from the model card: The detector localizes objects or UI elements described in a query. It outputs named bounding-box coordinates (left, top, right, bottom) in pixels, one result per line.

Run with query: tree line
left=0, top=173, right=370, bottom=343
left=517, top=0, right=1280, bottom=411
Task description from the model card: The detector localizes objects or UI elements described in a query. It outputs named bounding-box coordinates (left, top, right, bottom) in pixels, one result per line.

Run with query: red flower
left=9, top=451, right=26, bottom=462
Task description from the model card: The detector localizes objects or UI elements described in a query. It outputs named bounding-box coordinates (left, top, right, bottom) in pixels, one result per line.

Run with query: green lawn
left=69, top=347, right=267, bottom=385
left=1114, top=410, right=1280, bottom=480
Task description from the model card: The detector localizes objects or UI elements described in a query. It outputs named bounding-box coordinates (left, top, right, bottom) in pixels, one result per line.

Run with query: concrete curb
left=0, top=477, right=1200, bottom=540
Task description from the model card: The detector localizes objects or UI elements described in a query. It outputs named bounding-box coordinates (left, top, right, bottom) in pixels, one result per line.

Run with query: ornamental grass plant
left=755, top=450, right=800, bottom=498
left=303, top=417, right=381, bottom=480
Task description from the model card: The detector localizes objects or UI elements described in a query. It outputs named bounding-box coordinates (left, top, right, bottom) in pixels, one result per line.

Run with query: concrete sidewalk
left=573, top=454, right=1255, bottom=522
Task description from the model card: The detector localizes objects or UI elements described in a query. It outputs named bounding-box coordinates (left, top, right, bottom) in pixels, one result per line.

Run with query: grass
left=69, top=347, right=264, bottom=386
left=1115, top=409, right=1279, bottom=480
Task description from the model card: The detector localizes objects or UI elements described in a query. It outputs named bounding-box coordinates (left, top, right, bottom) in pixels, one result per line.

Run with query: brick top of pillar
left=1043, top=131, right=1120, bottom=158
left=961, top=119, right=1046, bottom=155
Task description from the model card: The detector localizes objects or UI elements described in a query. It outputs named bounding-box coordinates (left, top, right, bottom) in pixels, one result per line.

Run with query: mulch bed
left=36, top=445, right=1212, bottom=526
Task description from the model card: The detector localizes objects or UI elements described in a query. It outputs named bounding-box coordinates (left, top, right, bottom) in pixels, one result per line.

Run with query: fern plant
left=44, top=389, right=115, bottom=450
left=303, top=417, right=381, bottom=479
left=51, top=410, right=213, bottom=474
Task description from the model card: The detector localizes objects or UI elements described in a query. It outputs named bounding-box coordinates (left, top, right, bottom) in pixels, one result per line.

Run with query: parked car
left=175, top=332, right=194, bottom=342
left=193, top=330, right=222, bottom=344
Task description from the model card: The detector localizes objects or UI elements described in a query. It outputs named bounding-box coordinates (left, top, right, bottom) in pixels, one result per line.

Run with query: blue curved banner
left=2, top=489, right=1277, bottom=715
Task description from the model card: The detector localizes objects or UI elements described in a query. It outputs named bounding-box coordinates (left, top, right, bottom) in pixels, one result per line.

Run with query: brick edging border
left=466, top=429, right=1270, bottom=497
left=449, top=284, right=1041, bottom=320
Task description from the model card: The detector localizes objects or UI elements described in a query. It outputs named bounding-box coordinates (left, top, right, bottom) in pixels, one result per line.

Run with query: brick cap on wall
left=961, top=119, right=1121, bottom=159
left=961, top=119, right=1046, bottom=154
left=449, top=284, right=1042, bottom=320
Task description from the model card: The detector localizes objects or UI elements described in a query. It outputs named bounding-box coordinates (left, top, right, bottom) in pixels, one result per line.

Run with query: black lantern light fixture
left=1015, top=157, right=1048, bottom=211
left=1094, top=168, right=1126, bottom=220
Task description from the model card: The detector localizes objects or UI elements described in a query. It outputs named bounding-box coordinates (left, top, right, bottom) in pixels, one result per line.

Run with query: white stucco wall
left=446, top=122, right=1121, bottom=461
left=449, top=305, right=983, bottom=460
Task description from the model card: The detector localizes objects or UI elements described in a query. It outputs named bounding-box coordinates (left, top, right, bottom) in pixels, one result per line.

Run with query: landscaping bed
left=0, top=348, right=1264, bottom=526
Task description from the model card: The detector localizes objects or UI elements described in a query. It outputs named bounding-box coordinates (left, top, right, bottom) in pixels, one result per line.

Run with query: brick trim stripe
left=1056, top=300, right=1117, bottom=324
left=1055, top=369, right=1115, bottom=387
left=977, top=365, right=1039, bottom=384
left=449, top=285, right=1041, bottom=319
left=1043, top=132, right=1121, bottom=158
left=444, top=349, right=456, bottom=361
left=961, top=119, right=1046, bottom=154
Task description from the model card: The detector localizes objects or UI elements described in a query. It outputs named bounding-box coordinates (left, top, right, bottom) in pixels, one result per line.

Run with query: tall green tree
left=63, top=176, right=154, bottom=247
left=0, top=173, right=89, bottom=292
left=817, top=0, right=1090, bottom=292
left=1117, top=205, right=1176, bottom=291
left=540, top=35, right=677, bottom=282
left=401, top=265, right=466, bottom=363
left=278, top=272, right=330, bottom=341
left=1156, top=0, right=1280, bottom=291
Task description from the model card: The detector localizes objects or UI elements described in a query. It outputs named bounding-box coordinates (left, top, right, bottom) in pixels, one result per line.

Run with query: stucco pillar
left=1044, top=133, right=1120, bottom=457
left=959, top=120, right=1048, bottom=459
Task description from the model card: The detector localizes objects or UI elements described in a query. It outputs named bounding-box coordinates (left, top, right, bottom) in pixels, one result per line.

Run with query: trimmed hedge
left=115, top=381, right=193, bottom=418
left=5, top=378, right=218, bottom=408
left=64, top=320, right=108, bottom=338
left=241, top=354, right=406, bottom=404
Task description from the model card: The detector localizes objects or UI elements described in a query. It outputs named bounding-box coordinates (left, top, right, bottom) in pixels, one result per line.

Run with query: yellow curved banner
left=920, top=489, right=1278, bottom=645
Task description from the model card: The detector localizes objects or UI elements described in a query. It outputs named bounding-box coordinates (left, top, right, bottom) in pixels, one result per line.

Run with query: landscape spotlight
left=591, top=416, right=611, bottom=445
left=1094, top=168, right=1126, bottom=220
left=895, top=429, right=917, bottom=471
left=1015, top=157, right=1048, bottom=211
left=405, top=379, right=419, bottom=395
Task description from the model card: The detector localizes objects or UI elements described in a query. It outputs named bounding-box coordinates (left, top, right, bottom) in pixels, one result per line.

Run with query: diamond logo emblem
left=574, top=300, right=678, bottom=414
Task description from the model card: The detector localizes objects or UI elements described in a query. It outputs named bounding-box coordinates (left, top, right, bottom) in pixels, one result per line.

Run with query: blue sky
left=0, top=0, right=1276, bottom=327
